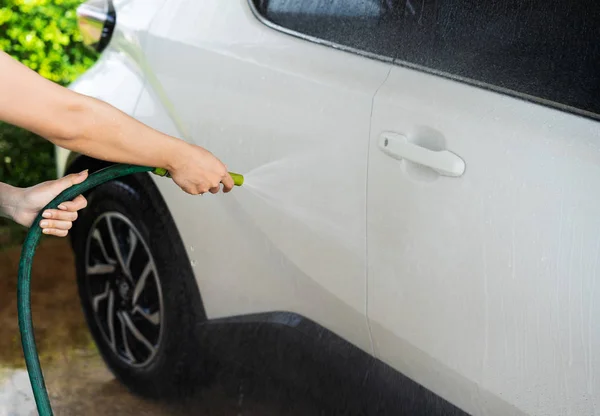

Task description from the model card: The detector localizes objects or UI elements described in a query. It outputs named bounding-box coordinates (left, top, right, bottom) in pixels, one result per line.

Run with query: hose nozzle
left=229, top=172, right=244, bottom=186
left=153, top=168, right=244, bottom=186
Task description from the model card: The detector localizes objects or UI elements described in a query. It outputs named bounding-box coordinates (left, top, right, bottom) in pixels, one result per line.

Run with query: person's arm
left=0, top=51, right=234, bottom=194
left=0, top=172, right=88, bottom=237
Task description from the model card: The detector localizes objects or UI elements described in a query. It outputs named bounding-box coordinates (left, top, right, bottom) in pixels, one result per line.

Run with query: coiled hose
left=18, top=164, right=243, bottom=416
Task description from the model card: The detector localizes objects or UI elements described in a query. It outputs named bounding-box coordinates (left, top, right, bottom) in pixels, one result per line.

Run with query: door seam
left=365, top=65, right=393, bottom=356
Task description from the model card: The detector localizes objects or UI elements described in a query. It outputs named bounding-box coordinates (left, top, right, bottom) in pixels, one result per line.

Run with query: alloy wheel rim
left=84, top=212, right=164, bottom=367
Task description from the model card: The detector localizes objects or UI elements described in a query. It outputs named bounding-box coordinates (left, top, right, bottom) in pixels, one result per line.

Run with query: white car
left=57, top=0, right=600, bottom=415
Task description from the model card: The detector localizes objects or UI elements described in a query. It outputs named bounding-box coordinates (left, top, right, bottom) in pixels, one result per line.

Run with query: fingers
left=170, top=160, right=236, bottom=195
left=40, top=217, right=71, bottom=237
left=42, top=228, right=69, bottom=237
left=40, top=219, right=73, bottom=231
left=58, top=195, right=88, bottom=212
left=39, top=194, right=87, bottom=238
left=222, top=172, right=234, bottom=193
left=206, top=170, right=235, bottom=194
left=43, top=209, right=77, bottom=222
left=181, top=172, right=230, bottom=195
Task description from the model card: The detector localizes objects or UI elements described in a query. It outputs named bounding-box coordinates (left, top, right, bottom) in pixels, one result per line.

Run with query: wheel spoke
left=107, top=289, right=116, bottom=351
left=87, top=263, right=117, bottom=275
left=122, top=312, right=156, bottom=354
left=92, top=282, right=111, bottom=312
left=87, top=212, right=163, bottom=366
left=132, top=261, right=152, bottom=305
left=125, top=229, right=138, bottom=272
left=92, top=228, right=116, bottom=265
left=106, top=216, right=130, bottom=279
left=131, top=305, right=160, bottom=325
left=117, top=312, right=135, bottom=362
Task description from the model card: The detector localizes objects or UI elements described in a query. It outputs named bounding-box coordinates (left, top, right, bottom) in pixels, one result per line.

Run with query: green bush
left=0, top=121, right=55, bottom=188
left=0, top=0, right=97, bottom=189
left=0, top=0, right=97, bottom=86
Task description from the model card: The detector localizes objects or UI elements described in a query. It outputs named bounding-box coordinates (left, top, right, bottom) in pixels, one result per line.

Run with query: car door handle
left=379, top=133, right=465, bottom=177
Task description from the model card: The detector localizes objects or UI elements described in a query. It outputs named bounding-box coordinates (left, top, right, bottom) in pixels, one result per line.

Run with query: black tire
left=72, top=173, right=214, bottom=399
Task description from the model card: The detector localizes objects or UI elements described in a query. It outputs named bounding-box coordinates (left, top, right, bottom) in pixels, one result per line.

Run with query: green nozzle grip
left=153, top=167, right=169, bottom=177
left=229, top=172, right=244, bottom=186
left=152, top=167, right=243, bottom=186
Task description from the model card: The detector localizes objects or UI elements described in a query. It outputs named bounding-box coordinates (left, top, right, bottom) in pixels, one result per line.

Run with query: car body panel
left=57, top=0, right=600, bottom=414
left=130, top=0, right=395, bottom=354
left=367, top=64, right=600, bottom=416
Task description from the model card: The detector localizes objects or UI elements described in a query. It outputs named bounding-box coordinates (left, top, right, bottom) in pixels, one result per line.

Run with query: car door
left=131, top=0, right=394, bottom=353
left=366, top=1, right=600, bottom=415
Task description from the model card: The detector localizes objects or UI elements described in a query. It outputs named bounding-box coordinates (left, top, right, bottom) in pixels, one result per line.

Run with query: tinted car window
left=251, top=0, right=600, bottom=118
left=252, top=0, right=400, bottom=59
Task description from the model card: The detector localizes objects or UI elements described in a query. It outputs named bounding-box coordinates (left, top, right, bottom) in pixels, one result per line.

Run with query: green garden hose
left=17, top=163, right=243, bottom=416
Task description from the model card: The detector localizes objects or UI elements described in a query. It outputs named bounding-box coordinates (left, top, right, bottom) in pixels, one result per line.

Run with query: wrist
left=0, top=183, right=22, bottom=221
left=164, top=139, right=193, bottom=173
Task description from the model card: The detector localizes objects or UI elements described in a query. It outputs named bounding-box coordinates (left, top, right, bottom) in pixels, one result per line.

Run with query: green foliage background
left=0, top=0, right=97, bottom=189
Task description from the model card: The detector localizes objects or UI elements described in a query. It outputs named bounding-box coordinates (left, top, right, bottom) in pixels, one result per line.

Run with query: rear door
left=367, top=1, right=600, bottom=415
left=132, top=0, right=393, bottom=353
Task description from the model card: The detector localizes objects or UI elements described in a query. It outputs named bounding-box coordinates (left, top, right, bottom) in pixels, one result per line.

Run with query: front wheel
left=72, top=173, right=213, bottom=399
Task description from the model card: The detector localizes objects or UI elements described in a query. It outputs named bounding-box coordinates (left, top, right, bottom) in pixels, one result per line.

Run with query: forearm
left=0, top=182, right=19, bottom=221
left=0, top=51, right=232, bottom=195
left=49, top=95, right=187, bottom=171
left=0, top=51, right=188, bottom=171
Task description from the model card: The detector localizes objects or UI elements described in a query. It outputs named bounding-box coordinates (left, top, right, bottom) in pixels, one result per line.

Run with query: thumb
left=49, top=170, right=89, bottom=195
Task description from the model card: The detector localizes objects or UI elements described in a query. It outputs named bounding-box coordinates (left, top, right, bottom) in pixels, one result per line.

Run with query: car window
left=251, top=0, right=400, bottom=59
left=251, top=0, right=600, bottom=119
